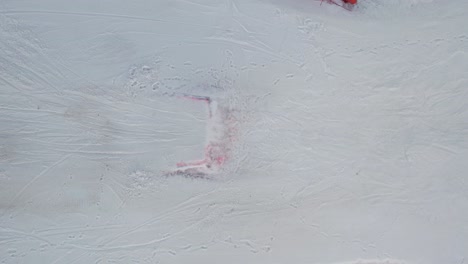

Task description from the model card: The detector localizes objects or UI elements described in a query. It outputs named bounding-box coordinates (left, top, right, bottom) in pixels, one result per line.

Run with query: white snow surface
left=1, top=0, right=467, bottom=263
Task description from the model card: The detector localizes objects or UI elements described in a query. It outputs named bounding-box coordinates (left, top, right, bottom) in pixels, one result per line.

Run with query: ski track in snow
left=1, top=0, right=467, bottom=263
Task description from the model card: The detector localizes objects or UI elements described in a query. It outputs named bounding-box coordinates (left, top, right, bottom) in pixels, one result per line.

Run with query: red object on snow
left=321, top=0, right=357, bottom=10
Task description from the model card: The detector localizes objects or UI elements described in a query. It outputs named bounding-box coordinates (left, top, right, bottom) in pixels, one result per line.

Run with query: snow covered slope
left=1, top=0, right=467, bottom=263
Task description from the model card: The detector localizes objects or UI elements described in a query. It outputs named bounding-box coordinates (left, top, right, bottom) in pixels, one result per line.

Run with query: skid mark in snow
left=167, top=95, right=237, bottom=178
left=124, top=58, right=244, bottom=179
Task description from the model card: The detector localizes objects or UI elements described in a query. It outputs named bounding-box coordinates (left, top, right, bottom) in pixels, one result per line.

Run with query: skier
left=343, top=0, right=357, bottom=4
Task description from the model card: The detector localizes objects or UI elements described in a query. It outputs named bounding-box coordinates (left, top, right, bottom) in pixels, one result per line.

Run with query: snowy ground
left=1, top=0, right=467, bottom=263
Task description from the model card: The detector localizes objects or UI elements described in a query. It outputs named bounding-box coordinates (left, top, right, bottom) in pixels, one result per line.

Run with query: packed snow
left=1, top=0, right=467, bottom=263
